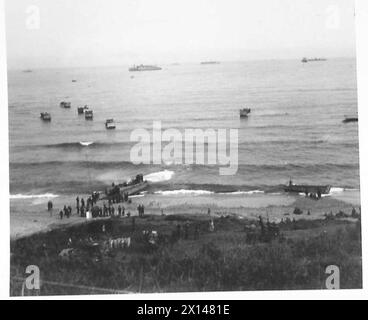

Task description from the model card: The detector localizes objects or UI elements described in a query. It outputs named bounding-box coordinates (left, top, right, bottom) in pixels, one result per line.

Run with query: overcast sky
left=5, top=0, right=356, bottom=69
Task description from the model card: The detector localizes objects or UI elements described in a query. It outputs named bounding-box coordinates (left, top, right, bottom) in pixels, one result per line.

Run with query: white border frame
left=0, top=0, right=367, bottom=300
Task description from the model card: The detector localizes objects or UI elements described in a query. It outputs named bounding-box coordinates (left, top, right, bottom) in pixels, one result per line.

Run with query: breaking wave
left=144, top=170, right=175, bottom=183
left=10, top=193, right=59, bottom=200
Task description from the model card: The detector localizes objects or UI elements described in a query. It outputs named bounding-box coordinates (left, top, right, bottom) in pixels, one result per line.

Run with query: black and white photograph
left=2, top=0, right=365, bottom=297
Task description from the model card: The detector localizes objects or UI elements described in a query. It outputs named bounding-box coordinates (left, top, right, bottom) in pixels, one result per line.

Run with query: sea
left=8, top=58, right=360, bottom=215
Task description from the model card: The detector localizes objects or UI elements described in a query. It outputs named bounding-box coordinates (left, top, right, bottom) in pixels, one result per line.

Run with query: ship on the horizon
left=200, top=61, right=220, bottom=65
left=128, top=64, right=162, bottom=71
left=302, top=57, right=327, bottom=63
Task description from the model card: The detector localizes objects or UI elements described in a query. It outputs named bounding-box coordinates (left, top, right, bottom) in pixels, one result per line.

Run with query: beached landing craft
left=40, top=112, right=51, bottom=121
left=128, top=64, right=162, bottom=71
left=85, top=110, right=93, bottom=120
left=284, top=180, right=331, bottom=195
left=60, top=101, right=71, bottom=108
left=105, top=119, right=116, bottom=129
left=239, top=108, right=251, bottom=118
left=102, top=174, right=148, bottom=200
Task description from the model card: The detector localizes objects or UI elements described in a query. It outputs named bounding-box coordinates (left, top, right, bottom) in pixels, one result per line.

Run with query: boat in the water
left=342, top=116, right=358, bottom=123
left=105, top=119, right=116, bottom=129
left=128, top=64, right=162, bottom=71
left=77, top=105, right=89, bottom=114
left=239, top=108, right=251, bottom=118
left=60, top=101, right=71, bottom=108
left=85, top=110, right=93, bottom=120
left=284, top=180, right=331, bottom=195
left=40, top=112, right=51, bottom=121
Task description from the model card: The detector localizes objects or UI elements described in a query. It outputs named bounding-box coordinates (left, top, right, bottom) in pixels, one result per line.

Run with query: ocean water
left=8, top=59, right=360, bottom=198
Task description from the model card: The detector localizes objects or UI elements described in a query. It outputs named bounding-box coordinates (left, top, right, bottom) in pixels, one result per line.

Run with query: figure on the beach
left=47, top=200, right=53, bottom=216
left=59, top=210, right=63, bottom=220
left=76, top=196, right=79, bottom=213
left=209, top=219, right=215, bottom=232
left=137, top=204, right=141, bottom=217
left=259, top=216, right=265, bottom=236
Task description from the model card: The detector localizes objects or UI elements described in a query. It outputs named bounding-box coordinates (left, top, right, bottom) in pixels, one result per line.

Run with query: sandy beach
left=10, top=188, right=360, bottom=240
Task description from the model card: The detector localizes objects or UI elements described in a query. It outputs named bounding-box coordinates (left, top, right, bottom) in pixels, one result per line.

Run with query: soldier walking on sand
left=47, top=200, right=53, bottom=217
left=76, top=196, right=79, bottom=214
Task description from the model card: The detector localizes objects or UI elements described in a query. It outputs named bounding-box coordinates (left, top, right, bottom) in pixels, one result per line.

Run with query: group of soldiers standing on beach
left=46, top=189, right=146, bottom=220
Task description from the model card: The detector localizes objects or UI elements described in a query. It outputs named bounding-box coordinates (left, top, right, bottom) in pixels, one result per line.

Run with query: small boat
left=284, top=180, right=331, bottom=195
left=72, top=80, right=77, bottom=82
left=60, top=101, right=71, bottom=108
left=40, top=112, right=51, bottom=121
left=105, top=119, right=116, bottom=129
left=342, top=116, right=358, bottom=123
left=77, top=105, right=89, bottom=114
left=85, top=110, right=93, bottom=120
left=240, top=108, right=251, bottom=118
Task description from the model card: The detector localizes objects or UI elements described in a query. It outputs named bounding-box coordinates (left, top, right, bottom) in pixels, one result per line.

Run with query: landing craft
left=240, top=108, right=251, bottom=118
left=105, top=119, right=116, bottom=129
left=77, top=105, right=89, bottom=114
left=60, top=101, right=71, bottom=108
left=342, top=116, right=358, bottom=123
left=40, top=112, right=51, bottom=121
left=85, top=110, right=93, bottom=120
left=284, top=180, right=331, bottom=195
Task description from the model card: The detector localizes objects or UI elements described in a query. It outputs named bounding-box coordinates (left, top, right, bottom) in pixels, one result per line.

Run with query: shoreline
left=10, top=189, right=360, bottom=241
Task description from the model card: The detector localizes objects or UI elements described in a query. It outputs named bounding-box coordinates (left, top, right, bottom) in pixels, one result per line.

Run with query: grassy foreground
left=10, top=213, right=362, bottom=295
